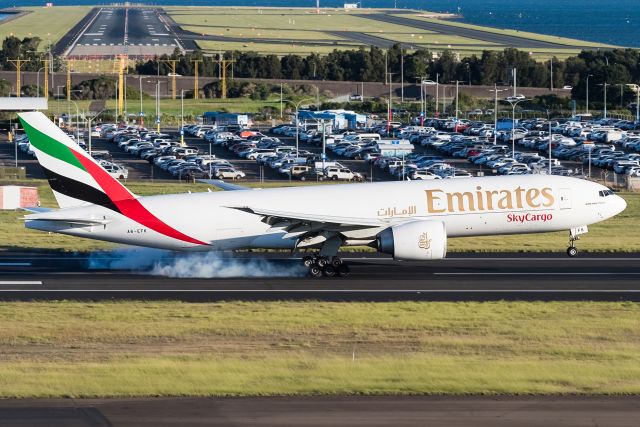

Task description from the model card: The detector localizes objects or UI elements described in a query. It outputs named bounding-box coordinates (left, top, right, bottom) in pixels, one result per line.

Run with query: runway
left=0, top=396, right=638, bottom=427
left=1, top=252, right=639, bottom=301
left=66, top=7, right=182, bottom=57
left=356, top=13, right=597, bottom=49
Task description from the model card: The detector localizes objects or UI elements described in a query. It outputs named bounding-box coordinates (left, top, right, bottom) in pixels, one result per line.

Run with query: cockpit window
left=599, top=190, right=615, bottom=197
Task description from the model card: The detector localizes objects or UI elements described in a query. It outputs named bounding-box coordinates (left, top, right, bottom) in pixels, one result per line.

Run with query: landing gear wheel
left=336, top=264, right=351, bottom=277
left=322, top=265, right=336, bottom=277
left=567, top=246, right=578, bottom=257
left=330, top=256, right=343, bottom=267
left=316, top=257, right=328, bottom=268
left=302, top=256, right=315, bottom=268
left=309, top=264, right=323, bottom=278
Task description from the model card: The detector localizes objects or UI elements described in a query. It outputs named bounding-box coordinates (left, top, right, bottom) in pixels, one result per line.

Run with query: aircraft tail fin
left=18, top=111, right=136, bottom=210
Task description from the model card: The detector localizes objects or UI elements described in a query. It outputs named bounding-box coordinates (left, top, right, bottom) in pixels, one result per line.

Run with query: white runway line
left=435, top=272, right=640, bottom=276
left=0, top=289, right=637, bottom=293
left=0, top=281, right=43, bottom=285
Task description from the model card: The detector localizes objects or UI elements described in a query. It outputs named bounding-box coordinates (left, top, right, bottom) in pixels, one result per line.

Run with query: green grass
left=0, top=178, right=638, bottom=253
left=0, top=301, right=638, bottom=397
left=0, top=6, right=92, bottom=46
left=166, top=7, right=606, bottom=57
left=197, top=40, right=359, bottom=56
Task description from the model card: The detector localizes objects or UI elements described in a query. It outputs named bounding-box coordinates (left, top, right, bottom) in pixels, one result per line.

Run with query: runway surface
left=0, top=396, right=638, bottom=427
left=67, top=7, right=181, bottom=57
left=356, top=13, right=599, bottom=49
left=1, top=252, right=639, bottom=301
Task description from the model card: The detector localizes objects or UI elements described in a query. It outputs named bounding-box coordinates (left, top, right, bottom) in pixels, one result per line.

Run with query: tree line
left=2, top=34, right=640, bottom=107
left=131, top=45, right=640, bottom=107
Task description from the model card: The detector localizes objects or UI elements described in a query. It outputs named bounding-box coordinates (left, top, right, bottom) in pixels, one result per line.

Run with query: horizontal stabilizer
left=198, top=180, right=252, bottom=191
left=20, top=207, right=55, bottom=213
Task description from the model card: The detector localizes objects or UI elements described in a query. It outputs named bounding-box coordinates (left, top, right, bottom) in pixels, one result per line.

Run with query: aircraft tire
left=322, top=265, right=336, bottom=277
left=309, top=264, right=323, bottom=278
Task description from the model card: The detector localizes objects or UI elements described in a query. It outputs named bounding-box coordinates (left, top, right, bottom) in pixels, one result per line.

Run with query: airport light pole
left=138, top=76, right=144, bottom=127
left=180, top=89, right=185, bottom=147
left=598, top=82, right=610, bottom=119
left=586, top=74, right=593, bottom=115
left=284, top=97, right=315, bottom=153
left=87, top=108, right=106, bottom=156
left=488, top=85, right=507, bottom=145
left=454, top=80, right=465, bottom=122
left=56, top=85, right=65, bottom=119
left=504, top=97, right=527, bottom=157
left=36, top=67, right=44, bottom=97
left=67, top=95, right=81, bottom=143
left=435, top=73, right=439, bottom=117
left=626, top=84, right=640, bottom=123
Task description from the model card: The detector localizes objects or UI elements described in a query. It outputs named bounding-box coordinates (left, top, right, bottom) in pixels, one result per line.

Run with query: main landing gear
left=303, top=255, right=350, bottom=278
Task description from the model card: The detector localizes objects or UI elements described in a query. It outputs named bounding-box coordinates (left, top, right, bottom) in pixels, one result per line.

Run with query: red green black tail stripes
left=19, top=112, right=207, bottom=246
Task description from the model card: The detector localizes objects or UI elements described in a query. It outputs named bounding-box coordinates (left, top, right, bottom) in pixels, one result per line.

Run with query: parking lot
left=3, top=112, right=639, bottom=190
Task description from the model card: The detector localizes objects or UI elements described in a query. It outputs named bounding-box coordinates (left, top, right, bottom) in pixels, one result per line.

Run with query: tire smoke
left=88, top=249, right=307, bottom=278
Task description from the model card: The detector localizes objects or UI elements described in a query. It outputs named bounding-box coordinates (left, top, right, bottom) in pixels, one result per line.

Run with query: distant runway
left=356, top=13, right=596, bottom=49
left=1, top=252, right=639, bottom=301
left=66, top=7, right=182, bottom=57
left=0, top=396, right=638, bottom=427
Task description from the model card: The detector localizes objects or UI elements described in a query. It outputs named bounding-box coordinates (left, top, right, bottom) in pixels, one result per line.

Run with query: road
left=0, top=396, right=638, bottom=427
left=66, top=7, right=182, bottom=57
left=1, top=252, right=639, bottom=301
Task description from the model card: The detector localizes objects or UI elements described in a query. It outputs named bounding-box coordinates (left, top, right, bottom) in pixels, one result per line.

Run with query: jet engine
left=377, top=221, right=447, bottom=261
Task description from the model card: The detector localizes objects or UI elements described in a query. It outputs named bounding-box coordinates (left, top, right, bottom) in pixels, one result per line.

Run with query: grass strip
left=0, top=301, right=638, bottom=397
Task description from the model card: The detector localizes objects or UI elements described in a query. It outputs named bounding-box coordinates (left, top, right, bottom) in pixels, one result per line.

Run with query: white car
left=103, top=164, right=128, bottom=180
left=215, top=167, right=246, bottom=180
left=324, top=167, right=363, bottom=181
left=410, top=170, right=441, bottom=180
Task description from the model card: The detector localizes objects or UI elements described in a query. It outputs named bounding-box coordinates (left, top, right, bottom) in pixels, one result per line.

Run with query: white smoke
left=88, top=248, right=307, bottom=278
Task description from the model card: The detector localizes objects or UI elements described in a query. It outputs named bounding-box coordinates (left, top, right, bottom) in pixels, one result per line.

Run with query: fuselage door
left=558, top=188, right=571, bottom=210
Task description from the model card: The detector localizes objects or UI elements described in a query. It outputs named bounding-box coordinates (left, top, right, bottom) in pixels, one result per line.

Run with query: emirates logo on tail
left=418, top=232, right=431, bottom=250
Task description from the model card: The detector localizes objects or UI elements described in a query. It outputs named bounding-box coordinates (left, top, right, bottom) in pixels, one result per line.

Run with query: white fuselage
left=26, top=175, right=627, bottom=251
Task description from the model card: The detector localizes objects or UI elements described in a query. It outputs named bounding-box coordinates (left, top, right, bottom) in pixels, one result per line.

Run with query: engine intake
left=377, top=220, right=447, bottom=261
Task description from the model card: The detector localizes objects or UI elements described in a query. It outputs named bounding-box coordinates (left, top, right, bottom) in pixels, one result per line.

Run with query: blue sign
left=139, top=112, right=145, bottom=117
left=155, top=118, right=160, bottom=124
left=180, top=130, right=184, bottom=136
left=391, top=140, right=400, bottom=145
left=420, top=112, right=424, bottom=117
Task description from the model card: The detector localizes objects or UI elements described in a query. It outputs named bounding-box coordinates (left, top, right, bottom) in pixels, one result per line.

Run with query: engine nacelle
left=377, top=220, right=447, bottom=261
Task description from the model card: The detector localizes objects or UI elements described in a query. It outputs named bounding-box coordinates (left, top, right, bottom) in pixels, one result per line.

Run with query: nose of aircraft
left=613, top=194, right=627, bottom=215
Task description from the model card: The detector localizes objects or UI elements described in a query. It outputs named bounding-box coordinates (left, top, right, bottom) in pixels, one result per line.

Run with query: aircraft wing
left=230, top=206, right=386, bottom=235
left=198, top=179, right=251, bottom=191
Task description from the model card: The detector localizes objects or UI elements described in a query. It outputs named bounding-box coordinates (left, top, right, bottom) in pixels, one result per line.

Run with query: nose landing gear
left=567, top=234, right=580, bottom=257
left=566, top=226, right=588, bottom=257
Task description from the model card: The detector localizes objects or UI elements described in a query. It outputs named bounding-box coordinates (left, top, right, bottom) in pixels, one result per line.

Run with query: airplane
left=18, top=111, right=627, bottom=278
